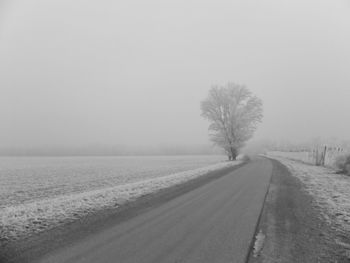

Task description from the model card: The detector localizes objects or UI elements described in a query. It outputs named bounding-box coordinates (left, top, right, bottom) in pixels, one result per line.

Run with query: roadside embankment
left=249, top=156, right=350, bottom=262
left=268, top=155, right=350, bottom=234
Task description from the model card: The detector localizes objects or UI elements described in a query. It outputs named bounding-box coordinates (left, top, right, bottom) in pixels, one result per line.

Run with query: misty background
left=1, top=0, right=349, bottom=155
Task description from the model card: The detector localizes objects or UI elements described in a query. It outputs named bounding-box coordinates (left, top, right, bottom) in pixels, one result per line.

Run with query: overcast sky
left=1, top=0, right=349, bottom=149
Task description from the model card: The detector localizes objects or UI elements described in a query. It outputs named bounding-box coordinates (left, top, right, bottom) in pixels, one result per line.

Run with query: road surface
left=39, top=158, right=272, bottom=263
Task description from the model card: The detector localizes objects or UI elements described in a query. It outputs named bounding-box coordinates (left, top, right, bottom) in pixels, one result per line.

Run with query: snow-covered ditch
left=0, top=161, right=241, bottom=243
left=267, top=155, right=350, bottom=234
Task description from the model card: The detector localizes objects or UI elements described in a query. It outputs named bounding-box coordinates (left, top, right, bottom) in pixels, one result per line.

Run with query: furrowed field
left=0, top=155, right=238, bottom=242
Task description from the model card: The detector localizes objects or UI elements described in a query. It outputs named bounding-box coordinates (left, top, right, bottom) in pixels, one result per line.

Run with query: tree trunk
left=230, top=147, right=237, bottom=161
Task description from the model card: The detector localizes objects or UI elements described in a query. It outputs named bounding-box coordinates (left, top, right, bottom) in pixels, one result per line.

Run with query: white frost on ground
left=267, top=154, right=350, bottom=235
left=0, top=161, right=241, bottom=242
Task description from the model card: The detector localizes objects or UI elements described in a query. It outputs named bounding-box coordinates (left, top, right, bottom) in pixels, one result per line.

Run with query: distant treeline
left=0, top=144, right=223, bottom=156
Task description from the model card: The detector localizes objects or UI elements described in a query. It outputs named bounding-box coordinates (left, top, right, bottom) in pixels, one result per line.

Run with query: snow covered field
left=267, top=151, right=311, bottom=163
left=0, top=156, right=228, bottom=208
left=268, top=149, right=350, bottom=168
left=0, top=156, right=240, bottom=242
left=267, top=155, right=350, bottom=235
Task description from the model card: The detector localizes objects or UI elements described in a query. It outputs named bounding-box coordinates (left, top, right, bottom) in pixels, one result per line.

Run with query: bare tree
left=201, top=83, right=263, bottom=160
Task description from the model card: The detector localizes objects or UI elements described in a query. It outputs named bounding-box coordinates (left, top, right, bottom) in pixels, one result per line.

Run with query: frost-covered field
left=267, top=155, right=350, bottom=235
left=0, top=156, right=240, bottom=242
left=267, top=151, right=311, bottom=163
left=0, top=156, right=228, bottom=208
left=268, top=150, right=350, bottom=168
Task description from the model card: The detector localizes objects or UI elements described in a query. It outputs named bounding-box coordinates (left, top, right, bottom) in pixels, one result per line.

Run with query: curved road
left=39, top=158, right=272, bottom=263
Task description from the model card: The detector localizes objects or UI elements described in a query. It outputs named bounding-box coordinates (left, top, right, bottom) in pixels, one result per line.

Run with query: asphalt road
left=39, top=158, right=272, bottom=263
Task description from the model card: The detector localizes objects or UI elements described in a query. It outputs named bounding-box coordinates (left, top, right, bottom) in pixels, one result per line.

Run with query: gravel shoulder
left=248, top=158, right=350, bottom=263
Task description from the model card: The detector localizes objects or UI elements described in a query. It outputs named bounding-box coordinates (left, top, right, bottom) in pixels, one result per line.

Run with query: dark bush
left=334, top=154, right=350, bottom=175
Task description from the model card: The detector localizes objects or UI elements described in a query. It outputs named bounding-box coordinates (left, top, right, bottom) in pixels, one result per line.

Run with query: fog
left=1, top=0, right=349, bottom=153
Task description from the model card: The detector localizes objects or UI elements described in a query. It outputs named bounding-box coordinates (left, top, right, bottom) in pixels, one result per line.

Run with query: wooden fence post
left=322, top=146, right=327, bottom=166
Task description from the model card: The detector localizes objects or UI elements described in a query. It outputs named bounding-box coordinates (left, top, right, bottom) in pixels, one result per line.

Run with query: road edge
left=244, top=156, right=273, bottom=263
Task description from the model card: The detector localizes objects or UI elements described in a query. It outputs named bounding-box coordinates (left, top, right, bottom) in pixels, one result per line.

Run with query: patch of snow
left=0, top=161, right=241, bottom=242
left=267, top=155, right=350, bottom=235
left=253, top=230, right=265, bottom=257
